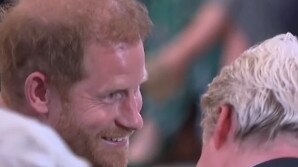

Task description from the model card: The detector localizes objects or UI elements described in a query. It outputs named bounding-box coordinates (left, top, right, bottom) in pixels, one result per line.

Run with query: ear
left=213, top=104, right=233, bottom=149
left=24, top=72, right=49, bottom=115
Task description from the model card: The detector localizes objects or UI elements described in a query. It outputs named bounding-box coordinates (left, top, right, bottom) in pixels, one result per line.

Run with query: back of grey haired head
left=201, top=33, right=298, bottom=143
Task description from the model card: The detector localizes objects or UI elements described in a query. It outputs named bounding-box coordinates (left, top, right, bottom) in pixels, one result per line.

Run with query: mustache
left=96, top=128, right=134, bottom=139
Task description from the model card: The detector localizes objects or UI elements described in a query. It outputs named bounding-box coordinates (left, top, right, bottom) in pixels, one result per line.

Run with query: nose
left=115, top=90, right=143, bottom=130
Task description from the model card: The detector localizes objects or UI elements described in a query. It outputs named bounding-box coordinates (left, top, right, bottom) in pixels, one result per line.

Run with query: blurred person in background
left=146, top=0, right=298, bottom=97
left=0, top=0, right=152, bottom=166
left=130, top=0, right=214, bottom=166
left=130, top=0, right=298, bottom=166
left=198, top=33, right=298, bottom=167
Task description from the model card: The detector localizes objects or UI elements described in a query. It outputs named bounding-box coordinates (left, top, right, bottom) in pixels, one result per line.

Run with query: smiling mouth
left=101, top=136, right=130, bottom=148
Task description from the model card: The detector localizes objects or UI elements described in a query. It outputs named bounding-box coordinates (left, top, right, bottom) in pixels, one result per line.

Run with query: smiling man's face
left=48, top=40, right=146, bottom=167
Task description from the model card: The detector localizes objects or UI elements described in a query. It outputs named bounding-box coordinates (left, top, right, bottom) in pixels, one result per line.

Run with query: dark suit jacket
left=254, top=158, right=298, bottom=167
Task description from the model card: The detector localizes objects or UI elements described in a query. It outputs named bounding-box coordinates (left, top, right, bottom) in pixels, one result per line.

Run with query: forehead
left=82, top=41, right=146, bottom=84
left=83, top=41, right=144, bottom=66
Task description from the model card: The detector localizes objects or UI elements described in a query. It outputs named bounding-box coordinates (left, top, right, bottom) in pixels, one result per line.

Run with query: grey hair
left=201, top=33, right=298, bottom=143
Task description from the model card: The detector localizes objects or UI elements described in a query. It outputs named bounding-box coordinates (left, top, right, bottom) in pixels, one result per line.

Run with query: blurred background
left=129, top=0, right=298, bottom=166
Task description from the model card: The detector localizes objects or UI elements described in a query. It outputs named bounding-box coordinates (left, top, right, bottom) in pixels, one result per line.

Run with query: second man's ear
left=24, top=71, right=49, bottom=115
left=213, top=104, right=233, bottom=149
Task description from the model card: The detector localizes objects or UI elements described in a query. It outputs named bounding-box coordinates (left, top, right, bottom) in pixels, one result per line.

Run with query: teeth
left=105, top=137, right=126, bottom=142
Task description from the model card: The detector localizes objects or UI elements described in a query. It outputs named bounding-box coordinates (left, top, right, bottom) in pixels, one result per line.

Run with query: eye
left=101, top=90, right=127, bottom=104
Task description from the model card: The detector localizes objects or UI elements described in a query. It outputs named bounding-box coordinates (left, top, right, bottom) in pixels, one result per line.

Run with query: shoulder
left=254, top=158, right=298, bottom=167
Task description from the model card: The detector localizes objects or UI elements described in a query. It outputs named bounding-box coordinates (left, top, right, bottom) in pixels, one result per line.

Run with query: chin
left=90, top=146, right=129, bottom=167
left=92, top=156, right=128, bottom=167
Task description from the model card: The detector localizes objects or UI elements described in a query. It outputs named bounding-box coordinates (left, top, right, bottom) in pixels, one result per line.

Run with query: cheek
left=70, top=102, right=118, bottom=131
left=47, top=97, right=64, bottom=126
left=198, top=145, right=216, bottom=167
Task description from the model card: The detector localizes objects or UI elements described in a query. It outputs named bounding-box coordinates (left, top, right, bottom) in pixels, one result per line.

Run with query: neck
left=224, top=136, right=298, bottom=167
